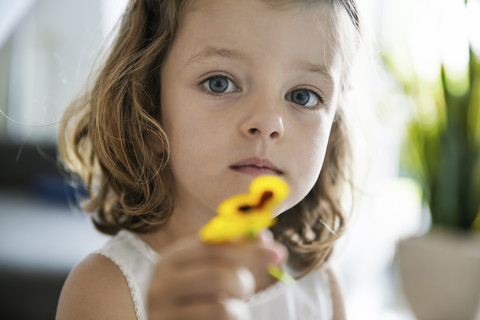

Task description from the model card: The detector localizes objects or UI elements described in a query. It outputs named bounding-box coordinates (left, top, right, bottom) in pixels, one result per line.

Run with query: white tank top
left=96, top=230, right=333, bottom=320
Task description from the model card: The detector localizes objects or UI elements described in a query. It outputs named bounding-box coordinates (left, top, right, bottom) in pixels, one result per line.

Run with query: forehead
left=182, top=0, right=335, bottom=33
left=174, top=0, right=341, bottom=70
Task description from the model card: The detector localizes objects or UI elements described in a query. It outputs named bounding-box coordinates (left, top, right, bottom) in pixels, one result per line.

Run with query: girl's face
left=160, top=0, right=343, bottom=220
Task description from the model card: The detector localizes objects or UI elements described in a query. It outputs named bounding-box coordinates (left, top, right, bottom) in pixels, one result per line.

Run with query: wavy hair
left=59, top=0, right=362, bottom=277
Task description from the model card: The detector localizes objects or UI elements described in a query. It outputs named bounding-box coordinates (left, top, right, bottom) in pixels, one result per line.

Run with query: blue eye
left=201, top=76, right=237, bottom=94
left=287, top=89, right=322, bottom=107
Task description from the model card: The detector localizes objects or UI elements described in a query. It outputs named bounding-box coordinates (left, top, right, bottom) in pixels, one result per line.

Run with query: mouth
left=230, top=157, right=283, bottom=176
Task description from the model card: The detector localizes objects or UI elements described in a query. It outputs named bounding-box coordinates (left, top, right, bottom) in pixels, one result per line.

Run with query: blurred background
left=0, top=0, right=479, bottom=319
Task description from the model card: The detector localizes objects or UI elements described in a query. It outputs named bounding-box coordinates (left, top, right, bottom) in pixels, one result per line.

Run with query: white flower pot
left=396, top=228, right=480, bottom=320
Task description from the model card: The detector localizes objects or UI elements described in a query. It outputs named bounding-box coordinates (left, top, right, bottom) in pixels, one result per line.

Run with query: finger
left=169, top=299, right=250, bottom=320
left=148, top=266, right=253, bottom=319
left=169, top=265, right=255, bottom=302
left=160, top=237, right=231, bottom=267
left=162, top=237, right=281, bottom=270
left=255, top=230, right=288, bottom=265
left=256, top=229, right=275, bottom=244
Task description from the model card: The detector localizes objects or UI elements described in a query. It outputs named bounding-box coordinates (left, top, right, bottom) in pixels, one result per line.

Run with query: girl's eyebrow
left=182, top=46, right=332, bottom=80
left=292, top=60, right=332, bottom=80
left=182, top=46, right=251, bottom=69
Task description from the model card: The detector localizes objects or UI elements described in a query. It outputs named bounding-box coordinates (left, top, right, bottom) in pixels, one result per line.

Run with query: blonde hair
left=59, top=0, right=362, bottom=277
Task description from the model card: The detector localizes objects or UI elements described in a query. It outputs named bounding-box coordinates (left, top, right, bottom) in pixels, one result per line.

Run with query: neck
left=139, top=200, right=216, bottom=254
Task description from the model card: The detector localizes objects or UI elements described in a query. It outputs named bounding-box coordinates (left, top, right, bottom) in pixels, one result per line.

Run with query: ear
left=151, top=137, right=167, bottom=156
left=149, top=130, right=169, bottom=157
left=151, top=139, right=164, bottom=155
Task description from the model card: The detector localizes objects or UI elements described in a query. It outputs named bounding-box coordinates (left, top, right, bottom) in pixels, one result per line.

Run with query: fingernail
left=270, top=246, right=287, bottom=264
left=258, top=230, right=273, bottom=244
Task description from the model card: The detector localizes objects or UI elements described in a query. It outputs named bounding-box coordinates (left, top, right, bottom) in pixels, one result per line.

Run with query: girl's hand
left=147, top=230, right=287, bottom=320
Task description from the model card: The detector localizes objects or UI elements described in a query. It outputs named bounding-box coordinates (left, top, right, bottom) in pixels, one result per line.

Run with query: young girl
left=57, top=0, right=361, bottom=319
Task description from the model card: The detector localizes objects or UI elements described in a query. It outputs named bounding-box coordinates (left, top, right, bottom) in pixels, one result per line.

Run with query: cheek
left=308, top=127, right=331, bottom=172
left=283, top=120, right=333, bottom=212
left=300, top=117, right=332, bottom=173
left=164, top=105, right=228, bottom=175
left=301, top=132, right=329, bottom=186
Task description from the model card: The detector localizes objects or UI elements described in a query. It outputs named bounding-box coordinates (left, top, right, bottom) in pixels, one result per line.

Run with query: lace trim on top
left=95, top=230, right=159, bottom=320
left=119, top=230, right=159, bottom=263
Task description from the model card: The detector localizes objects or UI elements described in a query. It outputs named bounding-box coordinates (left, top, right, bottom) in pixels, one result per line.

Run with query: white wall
left=1, top=0, right=127, bottom=142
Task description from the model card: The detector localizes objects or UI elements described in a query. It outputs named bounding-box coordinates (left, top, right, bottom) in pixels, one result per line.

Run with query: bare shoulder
left=56, top=253, right=137, bottom=320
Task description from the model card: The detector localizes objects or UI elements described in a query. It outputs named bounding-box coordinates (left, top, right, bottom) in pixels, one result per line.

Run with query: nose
left=240, top=101, right=285, bottom=140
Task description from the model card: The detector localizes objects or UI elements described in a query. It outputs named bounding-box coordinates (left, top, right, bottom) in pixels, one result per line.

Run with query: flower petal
left=200, top=175, right=289, bottom=243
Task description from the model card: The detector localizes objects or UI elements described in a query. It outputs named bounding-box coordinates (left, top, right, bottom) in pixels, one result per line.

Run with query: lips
left=230, top=157, right=283, bottom=176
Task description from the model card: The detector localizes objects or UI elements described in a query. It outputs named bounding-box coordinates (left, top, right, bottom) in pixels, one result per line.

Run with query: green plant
left=391, top=45, right=480, bottom=231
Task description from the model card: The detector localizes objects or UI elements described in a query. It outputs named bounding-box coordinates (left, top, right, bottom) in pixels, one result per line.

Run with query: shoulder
left=56, top=253, right=137, bottom=320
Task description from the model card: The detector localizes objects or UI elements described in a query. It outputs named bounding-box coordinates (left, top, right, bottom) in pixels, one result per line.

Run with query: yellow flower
left=199, top=175, right=289, bottom=243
